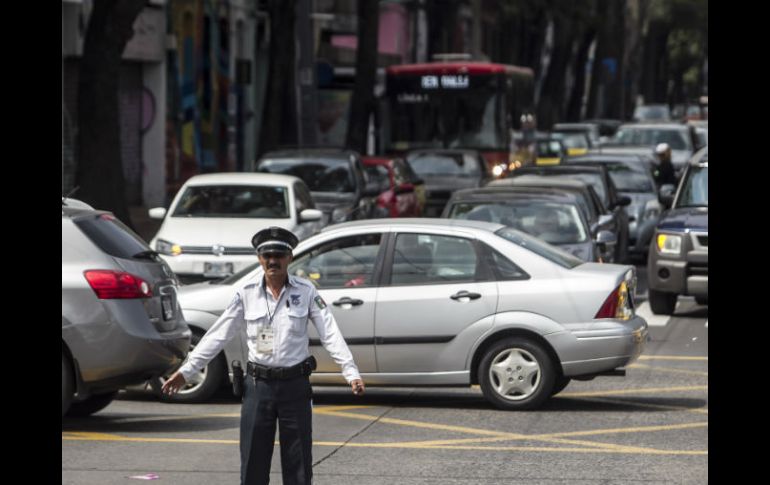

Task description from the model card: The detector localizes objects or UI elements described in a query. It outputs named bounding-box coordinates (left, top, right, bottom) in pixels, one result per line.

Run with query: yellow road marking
left=559, top=385, right=707, bottom=398
left=629, top=363, right=708, bottom=377
left=638, top=355, right=707, bottom=361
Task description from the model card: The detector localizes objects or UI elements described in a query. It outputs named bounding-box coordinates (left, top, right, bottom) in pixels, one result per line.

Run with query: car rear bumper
left=546, top=315, right=648, bottom=377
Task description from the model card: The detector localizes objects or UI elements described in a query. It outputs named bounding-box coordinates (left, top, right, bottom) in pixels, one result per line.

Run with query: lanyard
left=263, top=280, right=288, bottom=327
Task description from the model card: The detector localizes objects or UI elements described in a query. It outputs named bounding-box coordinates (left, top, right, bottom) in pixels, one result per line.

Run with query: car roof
left=319, top=217, right=505, bottom=234
left=566, top=153, right=651, bottom=163
left=406, top=149, right=481, bottom=156
left=618, top=123, right=688, bottom=131
left=262, top=148, right=359, bottom=158
left=514, top=164, right=605, bottom=175
left=449, top=187, right=579, bottom=203
left=182, top=172, right=302, bottom=186
left=493, top=175, right=593, bottom=190
left=552, top=123, right=596, bottom=131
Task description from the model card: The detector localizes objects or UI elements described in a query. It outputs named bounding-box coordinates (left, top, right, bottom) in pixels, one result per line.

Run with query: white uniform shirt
left=178, top=274, right=361, bottom=383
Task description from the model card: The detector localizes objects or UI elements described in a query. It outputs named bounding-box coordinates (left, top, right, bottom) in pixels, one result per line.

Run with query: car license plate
left=204, top=262, right=234, bottom=277
left=161, top=295, right=174, bottom=321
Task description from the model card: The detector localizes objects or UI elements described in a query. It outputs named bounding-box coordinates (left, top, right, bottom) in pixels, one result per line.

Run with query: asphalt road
left=62, top=293, right=707, bottom=485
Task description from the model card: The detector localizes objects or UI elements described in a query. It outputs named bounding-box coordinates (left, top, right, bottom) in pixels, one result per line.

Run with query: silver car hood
left=177, top=281, right=241, bottom=316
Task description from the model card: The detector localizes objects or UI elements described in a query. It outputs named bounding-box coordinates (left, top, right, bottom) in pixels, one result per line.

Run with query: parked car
left=405, top=149, right=492, bottom=216
left=165, top=219, right=647, bottom=410
left=255, top=148, right=380, bottom=223
left=148, top=173, right=325, bottom=284
left=487, top=177, right=619, bottom=263
left=442, top=187, right=602, bottom=262
left=362, top=156, right=425, bottom=218
left=62, top=205, right=191, bottom=417
left=506, top=165, right=631, bottom=262
left=606, top=123, right=701, bottom=177
left=564, top=154, right=663, bottom=259
left=551, top=131, right=591, bottom=156
left=647, top=147, right=708, bottom=314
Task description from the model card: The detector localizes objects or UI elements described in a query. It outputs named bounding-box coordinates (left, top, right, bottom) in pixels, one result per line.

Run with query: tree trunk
left=257, top=0, right=297, bottom=158
left=75, top=0, right=146, bottom=228
left=345, top=0, right=380, bottom=154
left=566, top=27, right=596, bottom=121
left=536, top=8, right=577, bottom=129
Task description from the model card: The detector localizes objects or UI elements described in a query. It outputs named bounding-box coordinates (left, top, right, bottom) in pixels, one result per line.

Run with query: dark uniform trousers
left=240, top=374, right=313, bottom=485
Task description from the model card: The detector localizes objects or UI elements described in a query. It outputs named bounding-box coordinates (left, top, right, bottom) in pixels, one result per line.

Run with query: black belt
left=247, top=356, right=317, bottom=380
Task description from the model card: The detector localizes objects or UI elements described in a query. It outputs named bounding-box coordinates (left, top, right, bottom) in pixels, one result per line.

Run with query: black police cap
left=251, top=226, right=299, bottom=255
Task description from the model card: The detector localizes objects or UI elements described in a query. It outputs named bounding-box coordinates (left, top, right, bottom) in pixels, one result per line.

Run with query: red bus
left=380, top=60, right=536, bottom=178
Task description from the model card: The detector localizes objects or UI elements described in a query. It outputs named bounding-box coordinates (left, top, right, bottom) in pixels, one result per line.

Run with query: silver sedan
left=165, top=219, right=647, bottom=410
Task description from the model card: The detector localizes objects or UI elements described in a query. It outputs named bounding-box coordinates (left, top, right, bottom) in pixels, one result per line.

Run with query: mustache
left=267, top=263, right=281, bottom=269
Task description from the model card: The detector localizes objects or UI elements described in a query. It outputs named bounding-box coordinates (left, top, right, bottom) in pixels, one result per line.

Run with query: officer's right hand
left=161, top=371, right=187, bottom=396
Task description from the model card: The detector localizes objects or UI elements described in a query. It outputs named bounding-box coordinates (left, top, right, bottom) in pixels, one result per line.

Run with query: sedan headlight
left=656, top=233, right=682, bottom=255
left=156, top=238, right=182, bottom=256
left=642, top=199, right=662, bottom=221
left=492, top=163, right=506, bottom=177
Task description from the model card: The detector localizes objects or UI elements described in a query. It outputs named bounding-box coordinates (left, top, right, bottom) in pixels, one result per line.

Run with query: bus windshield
left=384, top=75, right=505, bottom=152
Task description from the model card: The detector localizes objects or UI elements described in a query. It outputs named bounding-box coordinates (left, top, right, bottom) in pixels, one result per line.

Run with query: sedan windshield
left=604, top=163, right=655, bottom=193
left=449, top=201, right=588, bottom=244
left=612, top=128, right=691, bottom=151
left=258, top=158, right=355, bottom=193
left=408, top=153, right=481, bottom=177
left=172, top=185, right=289, bottom=218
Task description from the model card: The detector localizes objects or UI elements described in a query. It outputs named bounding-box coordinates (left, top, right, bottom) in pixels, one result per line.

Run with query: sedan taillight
left=84, top=270, right=153, bottom=299
left=595, top=281, right=633, bottom=320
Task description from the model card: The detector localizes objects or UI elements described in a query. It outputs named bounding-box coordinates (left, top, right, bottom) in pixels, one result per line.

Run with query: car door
left=374, top=230, right=498, bottom=374
left=288, top=233, right=383, bottom=373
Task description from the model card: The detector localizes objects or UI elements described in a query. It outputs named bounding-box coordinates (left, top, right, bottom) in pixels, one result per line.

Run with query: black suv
left=647, top=148, right=708, bottom=314
left=255, top=148, right=380, bottom=223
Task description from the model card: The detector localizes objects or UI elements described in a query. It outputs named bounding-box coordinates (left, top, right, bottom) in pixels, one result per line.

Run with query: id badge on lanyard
left=257, top=326, right=274, bottom=354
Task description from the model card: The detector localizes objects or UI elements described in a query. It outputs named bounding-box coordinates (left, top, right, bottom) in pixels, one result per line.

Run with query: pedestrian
left=653, top=142, right=677, bottom=186
left=161, top=226, right=365, bottom=485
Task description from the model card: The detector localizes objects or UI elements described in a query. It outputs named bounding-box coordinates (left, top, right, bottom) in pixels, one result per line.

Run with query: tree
left=345, top=0, right=380, bottom=154
left=257, top=0, right=298, bottom=158
left=75, top=0, right=146, bottom=228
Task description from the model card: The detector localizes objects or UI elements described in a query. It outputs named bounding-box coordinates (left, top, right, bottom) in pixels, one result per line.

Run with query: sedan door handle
left=450, top=291, right=481, bottom=301
left=333, top=297, right=364, bottom=307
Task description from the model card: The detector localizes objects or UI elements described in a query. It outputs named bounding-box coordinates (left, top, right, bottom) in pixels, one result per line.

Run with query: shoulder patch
left=314, top=295, right=327, bottom=309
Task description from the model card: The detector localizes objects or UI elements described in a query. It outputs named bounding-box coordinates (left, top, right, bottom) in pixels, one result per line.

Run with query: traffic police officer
left=162, top=226, right=365, bottom=485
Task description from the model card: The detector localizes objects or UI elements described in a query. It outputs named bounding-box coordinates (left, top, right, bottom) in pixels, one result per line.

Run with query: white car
left=149, top=173, right=324, bottom=283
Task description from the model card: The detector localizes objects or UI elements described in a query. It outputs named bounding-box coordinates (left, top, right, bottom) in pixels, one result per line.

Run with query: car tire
left=151, top=331, right=227, bottom=403
left=67, top=391, right=118, bottom=417
left=551, top=375, right=571, bottom=396
left=478, top=337, right=555, bottom=410
left=648, top=289, right=678, bottom=315
left=62, top=351, right=74, bottom=417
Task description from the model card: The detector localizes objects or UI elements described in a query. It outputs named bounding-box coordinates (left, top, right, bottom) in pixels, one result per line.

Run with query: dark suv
left=647, top=148, right=708, bottom=314
left=256, top=148, right=380, bottom=223
left=62, top=201, right=191, bottom=416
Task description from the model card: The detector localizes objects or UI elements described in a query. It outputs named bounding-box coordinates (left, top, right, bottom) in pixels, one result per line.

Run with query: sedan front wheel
left=478, top=337, right=555, bottom=410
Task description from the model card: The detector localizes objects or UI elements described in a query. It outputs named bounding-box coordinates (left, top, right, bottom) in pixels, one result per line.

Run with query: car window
left=288, top=234, right=382, bottom=289
left=364, top=165, right=391, bottom=192
left=74, top=213, right=152, bottom=260
left=613, top=128, right=690, bottom=151
left=480, top=243, right=529, bottom=280
left=675, top=165, right=708, bottom=208
left=408, top=153, right=481, bottom=176
left=495, top=227, right=584, bottom=269
left=391, top=233, right=479, bottom=285
left=258, top=157, right=356, bottom=193
left=604, top=163, right=655, bottom=193
left=172, top=185, right=289, bottom=218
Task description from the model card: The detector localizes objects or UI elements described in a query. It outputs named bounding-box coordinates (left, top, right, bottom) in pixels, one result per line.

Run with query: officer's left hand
left=350, top=378, right=365, bottom=396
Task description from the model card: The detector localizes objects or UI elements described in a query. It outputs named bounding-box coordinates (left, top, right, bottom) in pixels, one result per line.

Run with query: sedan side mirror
left=658, top=184, right=676, bottom=209
left=299, top=208, right=323, bottom=222
left=614, top=195, right=632, bottom=208
left=595, top=230, right=618, bottom=254
left=148, top=207, right=167, bottom=220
